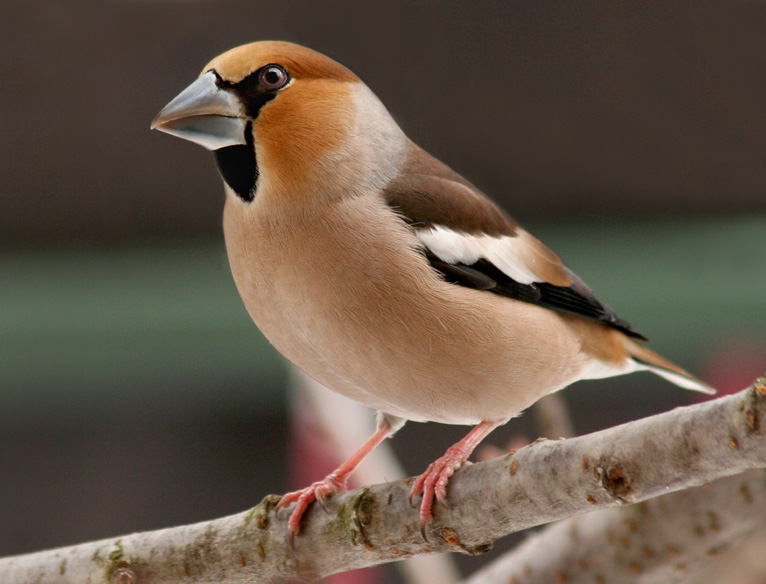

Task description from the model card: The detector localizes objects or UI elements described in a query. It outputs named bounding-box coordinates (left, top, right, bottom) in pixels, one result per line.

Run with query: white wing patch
left=417, top=225, right=541, bottom=284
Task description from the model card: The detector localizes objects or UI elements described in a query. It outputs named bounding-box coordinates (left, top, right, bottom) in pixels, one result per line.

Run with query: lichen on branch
left=1, top=377, right=764, bottom=584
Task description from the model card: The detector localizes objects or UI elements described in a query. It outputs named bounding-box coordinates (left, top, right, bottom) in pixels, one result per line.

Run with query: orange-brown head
left=152, top=41, right=371, bottom=200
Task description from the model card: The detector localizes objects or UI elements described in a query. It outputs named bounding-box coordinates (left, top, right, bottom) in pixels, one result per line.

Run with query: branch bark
left=290, top=366, right=461, bottom=584
left=2, top=377, right=764, bottom=584
left=462, top=469, right=766, bottom=584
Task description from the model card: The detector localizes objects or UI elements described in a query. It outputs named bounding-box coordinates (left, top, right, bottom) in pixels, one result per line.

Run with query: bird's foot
left=278, top=472, right=348, bottom=541
left=409, top=445, right=474, bottom=535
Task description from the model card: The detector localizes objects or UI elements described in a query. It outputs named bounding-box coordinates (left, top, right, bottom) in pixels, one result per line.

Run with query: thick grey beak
left=151, top=72, right=248, bottom=151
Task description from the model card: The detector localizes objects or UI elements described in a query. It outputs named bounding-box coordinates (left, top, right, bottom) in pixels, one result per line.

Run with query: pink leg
left=278, top=421, right=394, bottom=540
left=410, top=420, right=502, bottom=532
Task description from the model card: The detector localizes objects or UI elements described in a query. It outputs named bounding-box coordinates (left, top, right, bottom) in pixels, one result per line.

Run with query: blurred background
left=1, top=1, right=765, bottom=582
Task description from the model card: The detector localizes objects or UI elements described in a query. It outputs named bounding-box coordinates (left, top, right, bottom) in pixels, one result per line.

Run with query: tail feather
left=626, top=340, right=716, bottom=395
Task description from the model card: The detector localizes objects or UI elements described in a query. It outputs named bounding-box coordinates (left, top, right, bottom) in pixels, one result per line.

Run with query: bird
left=151, top=40, right=714, bottom=539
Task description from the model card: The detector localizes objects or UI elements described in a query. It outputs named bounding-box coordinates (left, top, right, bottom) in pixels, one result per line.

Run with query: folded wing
left=383, top=143, right=647, bottom=341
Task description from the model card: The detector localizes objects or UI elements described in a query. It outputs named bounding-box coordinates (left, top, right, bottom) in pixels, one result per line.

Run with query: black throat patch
left=214, top=121, right=257, bottom=202
left=211, top=67, right=283, bottom=202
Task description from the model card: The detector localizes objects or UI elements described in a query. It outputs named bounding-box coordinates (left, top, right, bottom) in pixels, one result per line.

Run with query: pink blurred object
left=703, top=337, right=766, bottom=397
left=286, top=390, right=386, bottom=584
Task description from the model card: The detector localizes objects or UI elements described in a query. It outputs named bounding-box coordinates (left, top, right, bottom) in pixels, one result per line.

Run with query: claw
left=279, top=473, right=348, bottom=539
left=276, top=490, right=298, bottom=511
left=411, top=421, right=503, bottom=532
left=420, top=519, right=429, bottom=542
left=278, top=422, right=397, bottom=538
left=286, top=492, right=312, bottom=541
left=409, top=474, right=426, bottom=506
left=315, top=490, right=329, bottom=513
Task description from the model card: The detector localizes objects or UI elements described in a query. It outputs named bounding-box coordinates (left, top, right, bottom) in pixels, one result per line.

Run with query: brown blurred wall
left=2, top=0, right=765, bottom=245
left=2, top=2, right=765, bottom=572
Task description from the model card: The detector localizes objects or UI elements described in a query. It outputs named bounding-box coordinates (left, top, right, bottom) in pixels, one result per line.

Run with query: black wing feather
left=385, top=143, right=647, bottom=341
left=424, top=251, right=647, bottom=340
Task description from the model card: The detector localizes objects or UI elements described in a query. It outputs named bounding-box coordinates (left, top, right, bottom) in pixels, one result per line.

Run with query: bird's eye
left=259, top=65, right=289, bottom=91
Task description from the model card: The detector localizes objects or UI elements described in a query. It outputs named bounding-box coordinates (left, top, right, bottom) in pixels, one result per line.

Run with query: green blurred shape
left=1, top=240, right=285, bottom=422
left=1, top=217, right=764, bottom=421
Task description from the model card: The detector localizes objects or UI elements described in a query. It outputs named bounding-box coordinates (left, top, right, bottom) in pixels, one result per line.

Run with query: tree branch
left=2, top=377, right=764, bottom=584
left=290, top=366, right=461, bottom=584
left=462, top=469, right=766, bottom=584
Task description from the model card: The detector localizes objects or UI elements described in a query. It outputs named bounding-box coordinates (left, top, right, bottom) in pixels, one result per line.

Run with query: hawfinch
left=152, top=41, right=713, bottom=538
